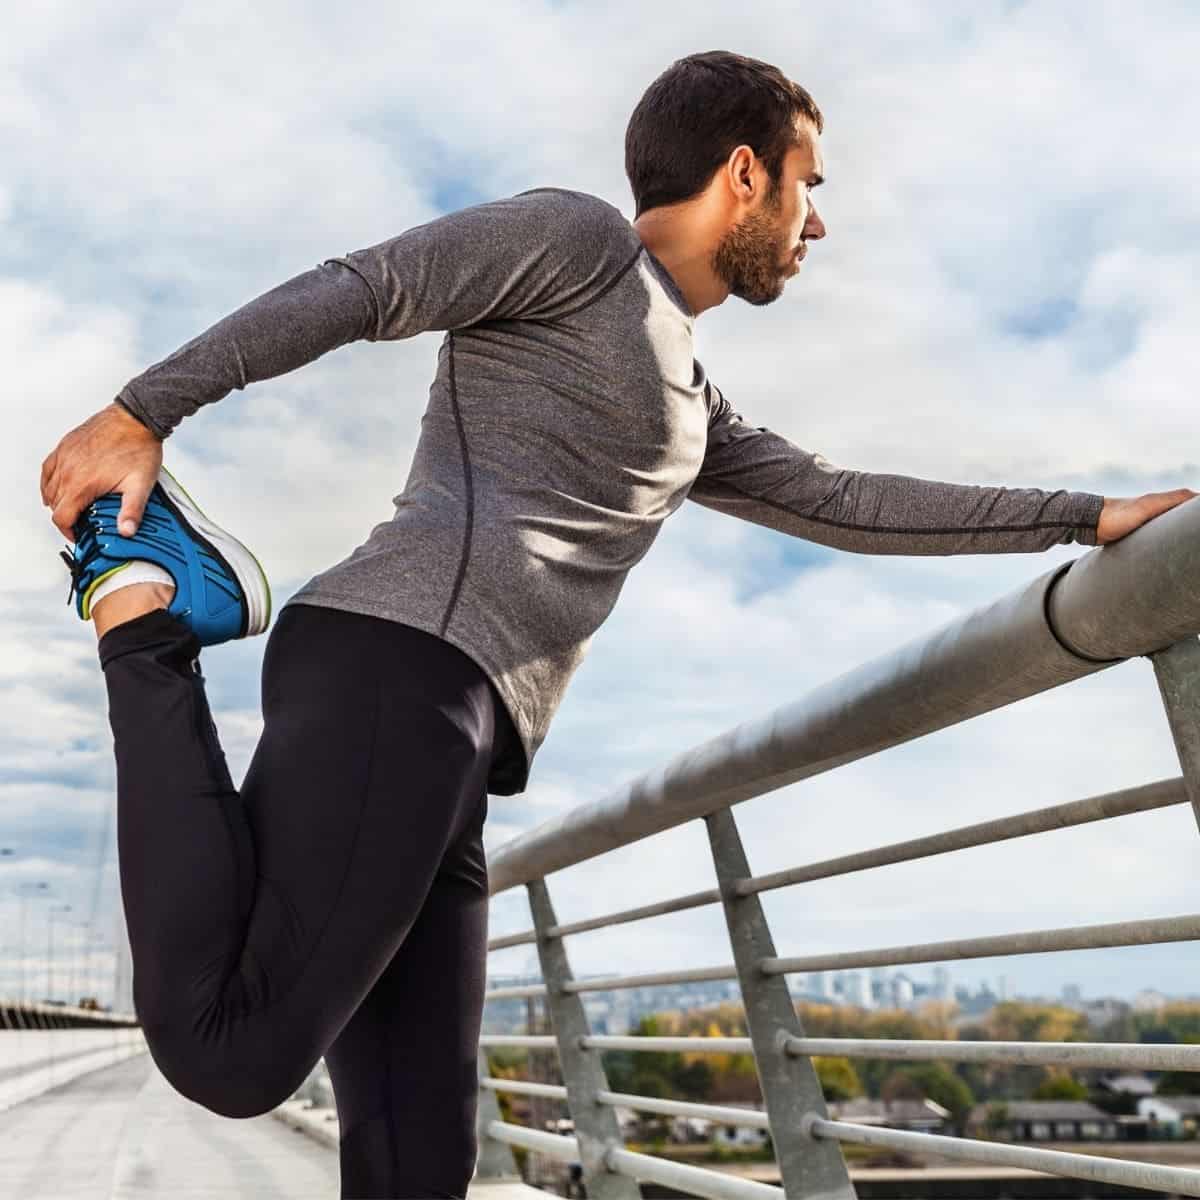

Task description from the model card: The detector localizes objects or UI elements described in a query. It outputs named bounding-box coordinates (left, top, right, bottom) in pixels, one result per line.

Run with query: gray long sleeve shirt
left=115, top=187, right=1105, bottom=795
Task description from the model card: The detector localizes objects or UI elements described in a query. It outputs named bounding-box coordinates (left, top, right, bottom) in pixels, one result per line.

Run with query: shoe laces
left=59, top=510, right=103, bottom=609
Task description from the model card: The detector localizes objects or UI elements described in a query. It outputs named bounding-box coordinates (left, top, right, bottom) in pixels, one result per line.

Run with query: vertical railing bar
left=528, top=877, right=641, bottom=1199
left=1149, top=636, right=1200, bottom=835
left=706, top=807, right=856, bottom=1199
left=474, top=1045, right=522, bottom=1181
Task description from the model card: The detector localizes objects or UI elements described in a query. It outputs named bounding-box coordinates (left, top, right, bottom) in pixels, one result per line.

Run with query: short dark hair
left=625, top=51, right=823, bottom=219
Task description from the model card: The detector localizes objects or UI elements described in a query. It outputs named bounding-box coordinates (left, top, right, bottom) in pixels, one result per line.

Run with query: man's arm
left=687, top=383, right=1190, bottom=553
left=116, top=188, right=621, bottom=440
left=41, top=188, right=627, bottom=539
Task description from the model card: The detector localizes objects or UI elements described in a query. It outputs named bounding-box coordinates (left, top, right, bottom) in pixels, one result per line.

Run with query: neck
left=631, top=207, right=728, bottom=318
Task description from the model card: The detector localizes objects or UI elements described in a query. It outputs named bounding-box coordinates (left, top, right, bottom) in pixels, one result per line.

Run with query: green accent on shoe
left=80, top=562, right=132, bottom=622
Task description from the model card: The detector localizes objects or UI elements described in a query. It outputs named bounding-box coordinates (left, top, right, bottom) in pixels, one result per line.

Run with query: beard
left=710, top=183, right=792, bottom=307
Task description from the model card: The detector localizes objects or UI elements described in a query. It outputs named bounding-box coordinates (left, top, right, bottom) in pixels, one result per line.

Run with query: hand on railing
left=1096, top=488, right=1197, bottom=544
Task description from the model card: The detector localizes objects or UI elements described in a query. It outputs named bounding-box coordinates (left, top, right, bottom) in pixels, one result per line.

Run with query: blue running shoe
left=60, top=465, right=271, bottom=646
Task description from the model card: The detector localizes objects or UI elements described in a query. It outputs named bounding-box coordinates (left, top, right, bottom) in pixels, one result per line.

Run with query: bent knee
left=143, top=1022, right=306, bottom=1119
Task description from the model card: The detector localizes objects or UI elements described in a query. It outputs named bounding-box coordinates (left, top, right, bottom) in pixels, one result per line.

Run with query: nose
left=804, top=201, right=826, bottom=241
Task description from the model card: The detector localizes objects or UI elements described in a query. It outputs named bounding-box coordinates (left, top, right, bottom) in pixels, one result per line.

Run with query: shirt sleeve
left=116, top=188, right=626, bottom=439
left=685, top=382, right=1105, bottom=554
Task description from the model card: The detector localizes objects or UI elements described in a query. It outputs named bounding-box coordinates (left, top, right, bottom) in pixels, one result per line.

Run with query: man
left=38, top=50, right=1194, bottom=1199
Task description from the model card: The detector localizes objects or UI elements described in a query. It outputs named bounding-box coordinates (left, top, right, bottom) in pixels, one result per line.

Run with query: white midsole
left=156, top=468, right=271, bottom=636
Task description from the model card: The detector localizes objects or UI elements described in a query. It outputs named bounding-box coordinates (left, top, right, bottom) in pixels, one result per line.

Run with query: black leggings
left=98, top=601, right=518, bottom=1199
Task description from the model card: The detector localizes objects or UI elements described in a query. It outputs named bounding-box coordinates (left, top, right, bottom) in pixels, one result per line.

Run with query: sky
left=2, top=1, right=1198, bottom=1014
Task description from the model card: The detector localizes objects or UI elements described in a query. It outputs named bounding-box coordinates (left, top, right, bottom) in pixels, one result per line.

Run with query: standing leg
left=100, top=599, right=506, bottom=1125
left=324, top=787, right=492, bottom=1198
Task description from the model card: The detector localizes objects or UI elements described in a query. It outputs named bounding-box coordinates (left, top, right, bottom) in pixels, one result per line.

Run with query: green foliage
left=1156, top=1069, right=1200, bottom=1096
left=602, top=1014, right=716, bottom=1103
left=589, top=997, right=1195, bottom=1125
left=1033, top=1074, right=1088, bottom=1101
left=813, top=1056, right=863, bottom=1101
left=880, top=1062, right=975, bottom=1130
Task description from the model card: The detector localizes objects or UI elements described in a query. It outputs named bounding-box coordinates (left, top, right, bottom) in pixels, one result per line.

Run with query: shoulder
left=512, top=187, right=640, bottom=251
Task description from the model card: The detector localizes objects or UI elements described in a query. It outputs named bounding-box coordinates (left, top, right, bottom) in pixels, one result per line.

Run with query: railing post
left=527, top=877, right=641, bottom=1199
left=706, top=807, right=856, bottom=1199
left=475, top=1047, right=522, bottom=1181
left=1149, top=636, right=1200, bottom=834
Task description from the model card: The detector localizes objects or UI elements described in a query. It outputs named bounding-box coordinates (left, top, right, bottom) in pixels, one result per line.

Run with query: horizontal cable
left=737, top=776, right=1187, bottom=897
left=487, top=887, right=723, bottom=953
left=478, top=1034, right=1200, bottom=1074
left=547, top=887, right=723, bottom=940
left=806, top=1115, right=1200, bottom=1197
left=487, top=930, right=536, bottom=951
left=480, top=1079, right=771, bottom=1130
left=480, top=1076, right=567, bottom=1101
left=544, top=913, right=1200, bottom=996
left=479, top=1034, right=558, bottom=1049
left=486, top=778, right=1188, bottom=954
left=605, top=1145, right=782, bottom=1199
left=483, top=983, right=548, bottom=1002
left=784, top=1037, right=1200, bottom=1072
left=582, top=1035, right=752, bottom=1054
left=763, top=912, right=1200, bottom=975
left=597, top=1089, right=768, bottom=1129
left=485, top=1120, right=579, bottom=1163
left=563, top=964, right=737, bottom=994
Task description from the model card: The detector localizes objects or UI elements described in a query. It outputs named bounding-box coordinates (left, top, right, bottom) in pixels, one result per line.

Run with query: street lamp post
left=0, top=848, right=14, bottom=1002
left=48, top=904, right=72, bottom=1006
left=16, top=881, right=50, bottom=1008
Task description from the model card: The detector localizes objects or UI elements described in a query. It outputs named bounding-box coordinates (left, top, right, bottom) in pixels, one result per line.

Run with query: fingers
left=117, top=478, right=154, bottom=537
left=40, top=449, right=59, bottom=506
left=51, top=491, right=87, bottom=543
left=1149, top=488, right=1198, bottom=516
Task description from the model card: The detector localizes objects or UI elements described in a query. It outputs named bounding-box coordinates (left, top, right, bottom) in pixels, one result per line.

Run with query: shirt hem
left=282, top=588, right=532, bottom=794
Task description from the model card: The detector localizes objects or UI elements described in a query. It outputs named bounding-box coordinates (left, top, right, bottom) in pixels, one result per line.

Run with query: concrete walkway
left=0, top=1050, right=544, bottom=1198
left=0, top=1051, right=340, bottom=1198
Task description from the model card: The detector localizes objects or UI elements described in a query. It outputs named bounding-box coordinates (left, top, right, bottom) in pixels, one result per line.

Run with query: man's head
left=626, top=51, right=826, bottom=312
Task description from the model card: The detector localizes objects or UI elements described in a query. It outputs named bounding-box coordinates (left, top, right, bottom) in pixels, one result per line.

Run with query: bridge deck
left=0, top=1049, right=542, bottom=1197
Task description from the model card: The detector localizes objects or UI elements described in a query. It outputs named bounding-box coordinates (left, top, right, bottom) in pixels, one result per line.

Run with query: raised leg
left=100, top=601, right=506, bottom=1129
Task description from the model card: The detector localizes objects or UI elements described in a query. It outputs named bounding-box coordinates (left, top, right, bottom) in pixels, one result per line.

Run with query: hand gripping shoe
left=60, top=465, right=271, bottom=647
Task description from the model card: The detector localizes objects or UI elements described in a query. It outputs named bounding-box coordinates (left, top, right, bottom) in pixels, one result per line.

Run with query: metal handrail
left=482, top=1077, right=771, bottom=1129
left=477, top=503, right=1200, bottom=1197
left=486, top=1122, right=785, bottom=1200
left=483, top=1032, right=1200, bottom=1073
left=805, top=1116, right=1200, bottom=1198
left=487, top=500, right=1200, bottom=895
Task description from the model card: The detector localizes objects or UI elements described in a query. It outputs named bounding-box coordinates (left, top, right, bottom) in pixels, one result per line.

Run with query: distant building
left=843, top=971, right=874, bottom=1009
left=1133, top=989, right=1170, bottom=1012
left=1098, top=1073, right=1157, bottom=1097
left=828, top=1097, right=951, bottom=1134
left=966, top=1101, right=1118, bottom=1142
left=665, top=1102, right=769, bottom=1149
left=1138, top=1095, right=1200, bottom=1137
left=712, top=1121, right=770, bottom=1149
left=1083, top=996, right=1130, bottom=1026
left=932, top=966, right=951, bottom=1001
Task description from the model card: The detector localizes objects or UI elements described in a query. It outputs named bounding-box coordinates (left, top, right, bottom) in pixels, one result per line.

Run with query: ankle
left=93, top=582, right=176, bottom=639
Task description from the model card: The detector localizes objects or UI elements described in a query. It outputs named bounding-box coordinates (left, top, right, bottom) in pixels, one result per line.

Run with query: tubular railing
left=475, top=498, right=1200, bottom=1199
